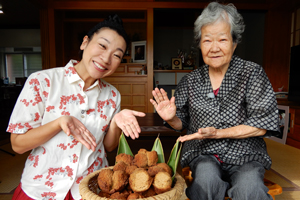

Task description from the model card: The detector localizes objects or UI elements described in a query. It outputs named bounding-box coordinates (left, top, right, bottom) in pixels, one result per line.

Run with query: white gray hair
left=194, top=2, right=245, bottom=46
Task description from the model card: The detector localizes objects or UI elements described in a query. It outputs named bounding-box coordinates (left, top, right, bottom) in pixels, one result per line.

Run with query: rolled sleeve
left=244, top=65, right=280, bottom=136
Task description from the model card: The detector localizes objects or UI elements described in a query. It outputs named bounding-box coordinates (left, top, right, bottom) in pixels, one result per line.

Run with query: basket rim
left=79, top=166, right=186, bottom=200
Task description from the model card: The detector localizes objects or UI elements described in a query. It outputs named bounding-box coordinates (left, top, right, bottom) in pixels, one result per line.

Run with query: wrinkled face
left=80, top=28, right=126, bottom=79
left=200, top=20, right=237, bottom=70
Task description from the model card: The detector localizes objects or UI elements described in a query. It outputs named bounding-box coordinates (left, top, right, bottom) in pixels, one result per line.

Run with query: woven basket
left=79, top=166, right=185, bottom=200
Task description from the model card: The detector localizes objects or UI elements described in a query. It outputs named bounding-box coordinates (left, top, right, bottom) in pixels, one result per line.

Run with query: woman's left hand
left=113, top=109, right=146, bottom=140
left=178, top=127, right=217, bottom=142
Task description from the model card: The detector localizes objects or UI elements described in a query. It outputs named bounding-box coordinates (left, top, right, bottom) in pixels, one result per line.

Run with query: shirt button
left=81, top=115, right=85, bottom=118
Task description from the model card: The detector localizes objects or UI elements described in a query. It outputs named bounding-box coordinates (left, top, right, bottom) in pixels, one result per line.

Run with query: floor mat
left=265, top=168, right=300, bottom=191
left=0, top=143, right=29, bottom=193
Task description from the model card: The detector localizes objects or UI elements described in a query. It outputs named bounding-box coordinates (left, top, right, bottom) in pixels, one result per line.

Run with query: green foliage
left=151, top=134, right=165, bottom=163
left=167, top=139, right=182, bottom=181
left=117, top=132, right=134, bottom=162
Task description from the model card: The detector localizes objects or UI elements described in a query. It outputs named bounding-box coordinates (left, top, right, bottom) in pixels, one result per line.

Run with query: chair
left=182, top=167, right=282, bottom=200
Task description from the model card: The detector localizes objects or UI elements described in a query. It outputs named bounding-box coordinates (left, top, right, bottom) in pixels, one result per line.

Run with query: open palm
left=59, top=116, right=96, bottom=151
left=150, top=88, right=176, bottom=121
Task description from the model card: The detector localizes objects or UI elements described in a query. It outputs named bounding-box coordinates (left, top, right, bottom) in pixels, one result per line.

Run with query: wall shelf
left=154, top=70, right=193, bottom=73
left=154, top=69, right=194, bottom=85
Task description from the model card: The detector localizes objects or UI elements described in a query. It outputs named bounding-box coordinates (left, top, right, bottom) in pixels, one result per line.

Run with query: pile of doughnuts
left=97, top=149, right=173, bottom=199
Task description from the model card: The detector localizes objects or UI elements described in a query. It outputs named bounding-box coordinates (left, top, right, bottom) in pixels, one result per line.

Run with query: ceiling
left=0, top=0, right=40, bottom=29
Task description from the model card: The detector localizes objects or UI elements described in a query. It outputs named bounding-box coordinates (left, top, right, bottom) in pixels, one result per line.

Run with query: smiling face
left=200, top=20, right=237, bottom=71
left=77, top=27, right=126, bottom=86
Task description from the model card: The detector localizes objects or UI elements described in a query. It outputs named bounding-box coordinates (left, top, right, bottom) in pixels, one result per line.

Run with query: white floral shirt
left=7, top=60, right=120, bottom=200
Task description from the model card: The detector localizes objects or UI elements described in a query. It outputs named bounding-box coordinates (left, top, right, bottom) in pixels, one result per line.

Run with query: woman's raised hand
left=150, top=88, right=176, bottom=121
left=113, top=109, right=146, bottom=140
left=59, top=116, right=97, bottom=151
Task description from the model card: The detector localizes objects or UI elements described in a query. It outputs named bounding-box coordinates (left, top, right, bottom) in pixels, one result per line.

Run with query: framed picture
left=131, top=41, right=146, bottom=63
left=172, top=58, right=182, bottom=70
left=269, top=105, right=289, bottom=144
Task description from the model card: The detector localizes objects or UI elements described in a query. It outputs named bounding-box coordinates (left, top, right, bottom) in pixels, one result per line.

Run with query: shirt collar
left=64, top=59, right=102, bottom=91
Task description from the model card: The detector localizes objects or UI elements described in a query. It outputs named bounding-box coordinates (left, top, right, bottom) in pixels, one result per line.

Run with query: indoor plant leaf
left=117, top=132, right=134, bottom=158
left=167, top=139, right=182, bottom=180
left=151, top=134, right=165, bottom=163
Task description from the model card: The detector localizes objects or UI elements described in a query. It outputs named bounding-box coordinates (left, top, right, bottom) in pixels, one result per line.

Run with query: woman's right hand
left=150, top=88, right=176, bottom=121
left=59, top=116, right=97, bottom=151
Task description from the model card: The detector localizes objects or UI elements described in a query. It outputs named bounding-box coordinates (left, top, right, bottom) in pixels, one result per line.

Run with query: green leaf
left=151, top=134, right=165, bottom=163
left=117, top=132, right=134, bottom=157
left=167, top=139, right=182, bottom=181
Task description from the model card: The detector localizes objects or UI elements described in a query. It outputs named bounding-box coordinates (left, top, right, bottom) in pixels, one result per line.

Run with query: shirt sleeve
left=7, top=72, right=46, bottom=134
left=244, top=64, right=280, bottom=137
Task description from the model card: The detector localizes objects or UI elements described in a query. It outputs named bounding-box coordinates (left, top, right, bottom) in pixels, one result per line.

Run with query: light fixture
left=0, top=4, right=3, bottom=14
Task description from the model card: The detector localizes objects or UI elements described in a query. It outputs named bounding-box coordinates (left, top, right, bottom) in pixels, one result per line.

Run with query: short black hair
left=79, top=14, right=129, bottom=59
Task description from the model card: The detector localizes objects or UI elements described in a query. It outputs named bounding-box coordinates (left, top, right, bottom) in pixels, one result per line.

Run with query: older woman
left=150, top=2, right=279, bottom=200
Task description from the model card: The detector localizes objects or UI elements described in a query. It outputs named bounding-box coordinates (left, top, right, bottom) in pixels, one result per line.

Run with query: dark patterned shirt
left=171, top=55, right=279, bottom=170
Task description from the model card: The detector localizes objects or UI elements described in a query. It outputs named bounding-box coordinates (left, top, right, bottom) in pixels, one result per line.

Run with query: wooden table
left=136, top=113, right=184, bottom=137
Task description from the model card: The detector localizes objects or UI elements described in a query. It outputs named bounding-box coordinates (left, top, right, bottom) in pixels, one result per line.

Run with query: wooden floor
left=0, top=137, right=300, bottom=200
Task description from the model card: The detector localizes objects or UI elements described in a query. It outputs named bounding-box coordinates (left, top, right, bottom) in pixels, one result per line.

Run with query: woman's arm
left=178, top=125, right=266, bottom=142
left=11, top=116, right=97, bottom=154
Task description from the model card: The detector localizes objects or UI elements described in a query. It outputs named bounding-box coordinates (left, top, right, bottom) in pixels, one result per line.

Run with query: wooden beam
left=52, top=1, right=269, bottom=10
left=147, top=8, right=154, bottom=113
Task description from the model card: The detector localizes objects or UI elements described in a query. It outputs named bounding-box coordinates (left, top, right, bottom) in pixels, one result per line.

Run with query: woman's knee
left=228, top=162, right=272, bottom=200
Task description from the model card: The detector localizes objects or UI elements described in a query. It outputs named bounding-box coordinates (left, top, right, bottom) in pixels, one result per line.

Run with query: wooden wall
left=36, top=0, right=297, bottom=112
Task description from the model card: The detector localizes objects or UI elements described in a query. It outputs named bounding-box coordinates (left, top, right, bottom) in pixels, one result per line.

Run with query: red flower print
left=65, top=166, right=74, bottom=177
left=68, top=66, right=77, bottom=74
left=70, top=139, right=79, bottom=148
left=112, top=90, right=116, bottom=97
left=109, top=99, right=116, bottom=109
left=61, top=111, right=70, bottom=116
left=100, top=114, right=107, bottom=121
left=99, top=157, right=103, bottom=167
left=76, top=176, right=83, bottom=184
left=29, top=78, right=40, bottom=86
left=20, top=99, right=30, bottom=107
left=42, top=146, right=46, bottom=154
left=86, top=109, right=95, bottom=115
left=24, top=123, right=33, bottom=130
left=72, top=154, right=78, bottom=163
left=45, top=180, right=54, bottom=188
left=28, top=154, right=39, bottom=167
left=102, top=124, right=108, bottom=132
left=34, top=112, right=40, bottom=121
left=33, top=175, right=43, bottom=180
left=41, top=192, right=56, bottom=198
left=7, top=123, right=18, bottom=132
left=43, top=91, right=48, bottom=98
left=44, top=78, right=50, bottom=87
left=57, top=143, right=67, bottom=150
left=97, top=100, right=108, bottom=111
left=46, top=105, right=55, bottom=112
left=77, top=93, right=85, bottom=104
left=46, top=166, right=73, bottom=180
left=59, top=96, right=68, bottom=109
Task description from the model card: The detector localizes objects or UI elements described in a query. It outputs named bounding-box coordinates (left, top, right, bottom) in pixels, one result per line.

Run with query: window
left=5, top=53, right=42, bottom=84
